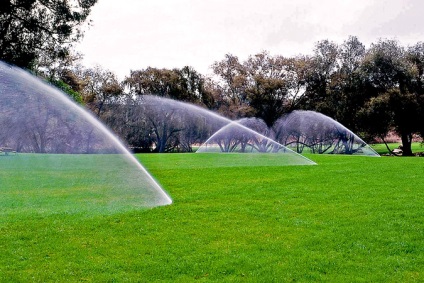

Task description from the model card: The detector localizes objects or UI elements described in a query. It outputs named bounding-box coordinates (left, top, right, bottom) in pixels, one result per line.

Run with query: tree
left=360, top=40, right=411, bottom=94
left=388, top=90, right=422, bottom=156
left=175, top=66, right=213, bottom=105
left=42, top=55, right=87, bottom=103
left=0, top=0, right=97, bottom=69
left=283, top=55, right=310, bottom=111
left=125, top=67, right=178, bottom=97
left=243, top=52, right=290, bottom=127
left=124, top=66, right=212, bottom=106
left=358, top=39, right=422, bottom=155
left=79, top=66, right=123, bottom=117
left=301, top=40, right=339, bottom=115
left=407, top=42, right=424, bottom=138
left=330, top=36, right=366, bottom=131
left=293, top=37, right=368, bottom=129
left=122, top=68, right=216, bottom=152
left=357, top=94, right=393, bottom=149
left=211, top=54, right=254, bottom=119
left=407, top=42, right=424, bottom=92
left=109, top=95, right=214, bottom=153
left=212, top=52, right=305, bottom=125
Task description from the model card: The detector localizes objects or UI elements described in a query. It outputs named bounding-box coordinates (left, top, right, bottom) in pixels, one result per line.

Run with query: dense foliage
left=0, top=0, right=97, bottom=69
left=1, top=15, right=423, bottom=155
left=73, top=37, right=422, bottom=154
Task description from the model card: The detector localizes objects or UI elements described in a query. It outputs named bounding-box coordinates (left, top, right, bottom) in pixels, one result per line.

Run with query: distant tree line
left=207, top=37, right=424, bottom=156
left=0, top=4, right=422, bottom=155
left=58, top=36, right=422, bottom=155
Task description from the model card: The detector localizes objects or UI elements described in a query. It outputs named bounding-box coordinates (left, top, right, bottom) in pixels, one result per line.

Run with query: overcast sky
left=76, top=0, right=424, bottom=78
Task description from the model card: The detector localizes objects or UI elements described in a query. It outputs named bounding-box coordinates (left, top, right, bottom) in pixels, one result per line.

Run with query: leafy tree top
left=0, top=0, right=97, bottom=69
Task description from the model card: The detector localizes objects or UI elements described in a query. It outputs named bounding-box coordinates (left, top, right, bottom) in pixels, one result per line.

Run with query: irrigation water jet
left=0, top=61, right=172, bottom=214
left=126, top=95, right=316, bottom=165
left=196, top=119, right=317, bottom=165
left=273, top=110, right=379, bottom=156
left=125, top=96, right=376, bottom=164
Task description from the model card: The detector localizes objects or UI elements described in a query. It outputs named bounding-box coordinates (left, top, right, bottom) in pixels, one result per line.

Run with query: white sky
left=76, top=0, right=424, bottom=79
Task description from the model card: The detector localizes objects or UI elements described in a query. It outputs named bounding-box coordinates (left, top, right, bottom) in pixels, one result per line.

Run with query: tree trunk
left=401, top=133, right=413, bottom=156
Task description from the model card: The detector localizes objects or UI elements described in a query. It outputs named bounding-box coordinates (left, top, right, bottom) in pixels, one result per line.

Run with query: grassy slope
left=1, top=153, right=423, bottom=282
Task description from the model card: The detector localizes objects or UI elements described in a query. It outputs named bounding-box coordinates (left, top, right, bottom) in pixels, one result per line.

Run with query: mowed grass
left=0, top=154, right=170, bottom=217
left=371, top=142, right=423, bottom=155
left=1, top=153, right=424, bottom=282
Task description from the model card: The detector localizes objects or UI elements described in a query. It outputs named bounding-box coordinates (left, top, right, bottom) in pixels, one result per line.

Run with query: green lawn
left=371, top=142, right=423, bottom=155
left=1, top=153, right=424, bottom=282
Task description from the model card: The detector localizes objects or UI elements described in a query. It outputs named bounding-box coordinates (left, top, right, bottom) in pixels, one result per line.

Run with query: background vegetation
left=1, top=2, right=423, bottom=155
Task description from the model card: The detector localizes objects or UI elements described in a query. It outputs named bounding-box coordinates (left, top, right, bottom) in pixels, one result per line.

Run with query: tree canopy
left=0, top=0, right=97, bottom=69
left=1, top=24, right=423, bottom=155
left=78, top=37, right=422, bottom=155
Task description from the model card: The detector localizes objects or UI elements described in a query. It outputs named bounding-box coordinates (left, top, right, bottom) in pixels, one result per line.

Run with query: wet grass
left=1, top=153, right=424, bottom=282
left=0, top=154, right=169, bottom=217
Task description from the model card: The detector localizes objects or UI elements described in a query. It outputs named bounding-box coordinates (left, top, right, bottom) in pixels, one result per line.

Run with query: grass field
left=1, top=152, right=424, bottom=282
left=371, top=142, right=423, bottom=155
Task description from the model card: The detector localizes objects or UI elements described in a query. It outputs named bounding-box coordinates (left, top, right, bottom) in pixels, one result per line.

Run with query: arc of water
left=0, top=62, right=173, bottom=207
left=197, top=121, right=317, bottom=165
left=278, top=110, right=380, bottom=157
